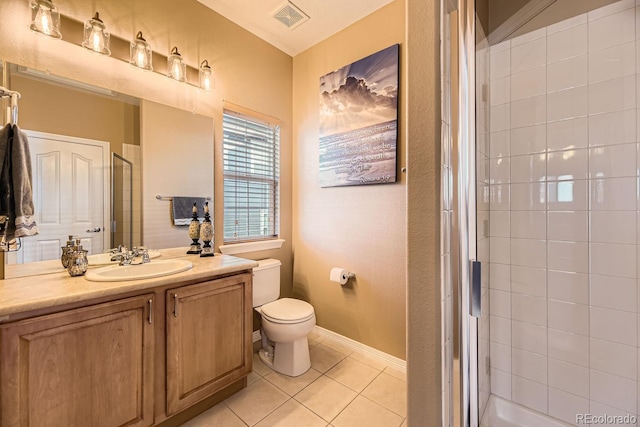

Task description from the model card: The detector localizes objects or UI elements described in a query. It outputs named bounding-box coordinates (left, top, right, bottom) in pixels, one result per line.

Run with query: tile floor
left=182, top=331, right=407, bottom=427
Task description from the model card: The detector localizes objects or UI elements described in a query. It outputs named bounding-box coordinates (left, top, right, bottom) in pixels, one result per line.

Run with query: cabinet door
left=166, top=273, right=252, bottom=415
left=0, top=294, right=155, bottom=427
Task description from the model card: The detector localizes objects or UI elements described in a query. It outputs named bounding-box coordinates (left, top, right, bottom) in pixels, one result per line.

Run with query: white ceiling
left=197, top=0, right=395, bottom=56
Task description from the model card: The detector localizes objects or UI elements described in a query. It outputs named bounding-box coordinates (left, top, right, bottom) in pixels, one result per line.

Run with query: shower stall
left=443, top=0, right=640, bottom=425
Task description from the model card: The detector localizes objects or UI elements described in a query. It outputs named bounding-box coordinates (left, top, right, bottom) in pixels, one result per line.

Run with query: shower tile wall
left=488, top=0, right=640, bottom=424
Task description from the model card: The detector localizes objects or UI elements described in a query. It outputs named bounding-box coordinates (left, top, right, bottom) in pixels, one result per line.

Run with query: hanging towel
left=0, top=125, right=38, bottom=239
left=172, top=197, right=206, bottom=226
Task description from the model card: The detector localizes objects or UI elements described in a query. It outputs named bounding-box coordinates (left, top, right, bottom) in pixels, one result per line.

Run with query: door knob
left=86, top=227, right=101, bottom=232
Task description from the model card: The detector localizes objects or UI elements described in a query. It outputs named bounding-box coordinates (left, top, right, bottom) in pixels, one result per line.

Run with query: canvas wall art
left=319, top=44, right=399, bottom=187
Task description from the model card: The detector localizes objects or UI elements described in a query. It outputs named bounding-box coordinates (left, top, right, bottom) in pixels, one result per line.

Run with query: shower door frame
left=442, top=0, right=479, bottom=425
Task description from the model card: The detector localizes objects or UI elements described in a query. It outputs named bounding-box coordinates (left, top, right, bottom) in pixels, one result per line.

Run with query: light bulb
left=29, top=0, right=62, bottom=39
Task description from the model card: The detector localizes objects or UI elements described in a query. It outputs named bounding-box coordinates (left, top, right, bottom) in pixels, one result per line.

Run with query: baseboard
left=312, top=326, right=406, bottom=374
left=253, top=326, right=407, bottom=374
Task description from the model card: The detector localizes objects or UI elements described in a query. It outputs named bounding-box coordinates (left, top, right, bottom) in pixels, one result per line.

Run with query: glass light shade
left=29, top=0, right=62, bottom=39
left=199, top=60, right=212, bottom=92
left=82, top=12, right=111, bottom=56
left=167, top=47, right=186, bottom=82
left=130, top=31, right=153, bottom=71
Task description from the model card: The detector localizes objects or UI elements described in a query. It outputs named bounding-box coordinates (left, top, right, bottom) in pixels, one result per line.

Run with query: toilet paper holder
left=330, top=267, right=355, bottom=285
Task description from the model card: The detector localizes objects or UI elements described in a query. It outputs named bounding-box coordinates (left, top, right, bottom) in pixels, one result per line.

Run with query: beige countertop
left=0, top=248, right=258, bottom=321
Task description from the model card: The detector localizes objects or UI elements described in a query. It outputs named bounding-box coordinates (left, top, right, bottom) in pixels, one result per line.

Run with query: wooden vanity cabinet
left=0, top=294, right=155, bottom=427
left=165, top=273, right=253, bottom=415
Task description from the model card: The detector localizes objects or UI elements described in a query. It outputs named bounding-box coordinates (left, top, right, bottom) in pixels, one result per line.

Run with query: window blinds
left=223, top=109, right=280, bottom=242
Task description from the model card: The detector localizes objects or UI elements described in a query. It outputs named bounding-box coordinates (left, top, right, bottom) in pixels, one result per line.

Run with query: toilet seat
left=261, top=298, right=315, bottom=324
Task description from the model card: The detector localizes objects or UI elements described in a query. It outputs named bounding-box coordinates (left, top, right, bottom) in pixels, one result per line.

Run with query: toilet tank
left=252, top=258, right=281, bottom=307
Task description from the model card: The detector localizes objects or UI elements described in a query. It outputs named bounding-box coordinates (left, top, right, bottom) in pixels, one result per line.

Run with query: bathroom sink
left=87, top=250, right=162, bottom=266
left=85, top=259, right=193, bottom=282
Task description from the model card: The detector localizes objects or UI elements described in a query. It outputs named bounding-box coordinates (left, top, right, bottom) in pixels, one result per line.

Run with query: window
left=223, top=109, right=280, bottom=242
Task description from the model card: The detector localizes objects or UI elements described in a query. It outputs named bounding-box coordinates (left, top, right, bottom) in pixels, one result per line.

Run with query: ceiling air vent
left=272, top=1, right=309, bottom=30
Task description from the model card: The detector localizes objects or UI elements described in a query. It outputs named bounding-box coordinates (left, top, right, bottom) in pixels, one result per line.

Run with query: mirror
left=1, top=61, right=214, bottom=276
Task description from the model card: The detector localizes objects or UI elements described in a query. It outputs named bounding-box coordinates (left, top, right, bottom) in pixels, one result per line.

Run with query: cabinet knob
left=173, top=294, right=178, bottom=318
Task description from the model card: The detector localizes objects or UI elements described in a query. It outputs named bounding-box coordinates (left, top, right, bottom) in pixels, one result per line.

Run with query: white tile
left=490, top=130, right=510, bottom=158
left=548, top=388, right=590, bottom=426
left=511, top=27, right=546, bottom=47
left=548, top=13, right=587, bottom=35
left=590, top=177, right=637, bottom=211
left=589, top=75, right=636, bottom=115
left=511, top=375, right=547, bottom=414
left=491, top=368, right=511, bottom=399
left=590, top=211, right=637, bottom=244
left=510, top=211, right=546, bottom=239
left=589, top=8, right=636, bottom=53
left=548, top=358, right=590, bottom=398
left=511, top=238, right=546, bottom=268
left=512, top=320, right=547, bottom=355
left=511, top=265, right=546, bottom=297
left=490, top=289, right=511, bottom=319
left=548, top=85, right=589, bottom=122
left=548, top=180, right=588, bottom=210
left=490, top=237, right=510, bottom=264
left=490, top=263, right=510, bottom=291
left=547, top=148, right=588, bottom=181
left=547, top=55, right=588, bottom=93
left=510, top=182, right=546, bottom=211
left=512, top=348, right=547, bottom=384
left=490, top=157, right=510, bottom=184
left=548, top=211, right=588, bottom=242
left=490, top=76, right=510, bottom=106
left=512, top=294, right=547, bottom=326
left=589, top=41, right=636, bottom=84
left=591, top=306, right=638, bottom=346
left=548, top=117, right=588, bottom=151
left=548, top=241, right=589, bottom=274
left=590, top=337, right=637, bottom=380
left=491, top=39, right=510, bottom=54
left=491, top=48, right=511, bottom=80
left=548, top=270, right=589, bottom=304
left=588, top=0, right=635, bottom=21
left=510, top=153, right=547, bottom=183
left=548, top=299, right=590, bottom=336
left=590, top=369, right=638, bottom=414
left=490, top=210, right=510, bottom=238
left=589, top=401, right=639, bottom=427
left=489, top=184, right=510, bottom=210
left=590, top=143, right=637, bottom=179
left=548, top=23, right=588, bottom=64
left=590, top=243, right=636, bottom=278
left=548, top=328, right=590, bottom=366
left=490, top=103, right=511, bottom=132
left=491, top=315, right=511, bottom=345
left=511, top=67, right=546, bottom=101
left=510, top=124, right=546, bottom=156
left=589, top=109, right=636, bottom=146
left=491, top=342, right=511, bottom=372
left=511, top=95, right=547, bottom=128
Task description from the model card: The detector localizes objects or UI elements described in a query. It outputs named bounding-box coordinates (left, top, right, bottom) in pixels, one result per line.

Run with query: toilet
left=253, top=259, right=316, bottom=377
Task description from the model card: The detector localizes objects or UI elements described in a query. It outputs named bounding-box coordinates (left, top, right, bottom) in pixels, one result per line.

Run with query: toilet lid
left=261, top=298, right=314, bottom=323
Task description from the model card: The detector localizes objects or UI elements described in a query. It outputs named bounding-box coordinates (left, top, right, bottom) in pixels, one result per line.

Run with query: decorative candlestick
left=200, top=202, right=214, bottom=257
left=186, top=203, right=202, bottom=254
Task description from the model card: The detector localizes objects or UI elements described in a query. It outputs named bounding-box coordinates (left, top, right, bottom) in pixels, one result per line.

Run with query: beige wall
left=292, top=0, right=406, bottom=359
left=406, top=0, right=441, bottom=424
left=9, top=74, right=138, bottom=157
left=0, top=0, right=294, bottom=291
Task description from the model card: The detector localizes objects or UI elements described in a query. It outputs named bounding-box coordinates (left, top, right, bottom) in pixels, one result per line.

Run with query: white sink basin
left=87, top=250, right=161, bottom=266
left=85, top=259, right=193, bottom=282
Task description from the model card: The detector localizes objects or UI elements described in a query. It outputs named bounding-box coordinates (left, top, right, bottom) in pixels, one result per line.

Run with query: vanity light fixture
left=167, top=47, right=186, bottom=82
left=130, top=31, right=153, bottom=71
left=199, top=60, right=212, bottom=92
left=29, top=0, right=62, bottom=39
left=82, top=12, right=111, bottom=56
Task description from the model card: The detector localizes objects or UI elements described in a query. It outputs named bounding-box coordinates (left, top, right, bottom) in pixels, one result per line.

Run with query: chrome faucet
left=110, top=245, right=150, bottom=266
